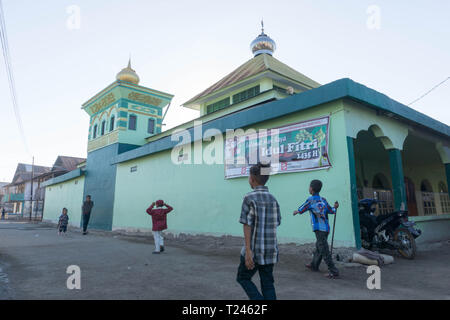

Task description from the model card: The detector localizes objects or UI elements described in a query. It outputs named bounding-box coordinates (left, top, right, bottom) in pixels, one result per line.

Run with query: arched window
left=101, top=120, right=106, bottom=136
left=110, top=116, right=115, bottom=132
left=420, top=180, right=433, bottom=192
left=93, top=124, right=98, bottom=139
left=372, top=173, right=390, bottom=189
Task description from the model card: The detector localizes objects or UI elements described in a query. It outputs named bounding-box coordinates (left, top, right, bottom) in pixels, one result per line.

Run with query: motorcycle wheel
left=394, top=228, right=416, bottom=259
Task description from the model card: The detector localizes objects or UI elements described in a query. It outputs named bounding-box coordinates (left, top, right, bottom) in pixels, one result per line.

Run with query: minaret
left=82, top=60, right=174, bottom=153
left=79, top=60, right=174, bottom=231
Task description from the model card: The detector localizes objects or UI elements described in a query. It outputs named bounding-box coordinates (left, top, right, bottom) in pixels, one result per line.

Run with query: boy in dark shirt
left=293, top=179, right=339, bottom=278
left=82, top=195, right=94, bottom=235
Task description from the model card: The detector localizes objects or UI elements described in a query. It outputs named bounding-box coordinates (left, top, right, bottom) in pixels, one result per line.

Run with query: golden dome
left=116, top=59, right=140, bottom=84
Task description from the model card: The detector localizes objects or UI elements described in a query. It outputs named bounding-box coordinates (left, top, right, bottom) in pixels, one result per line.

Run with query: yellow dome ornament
left=116, top=59, right=140, bottom=85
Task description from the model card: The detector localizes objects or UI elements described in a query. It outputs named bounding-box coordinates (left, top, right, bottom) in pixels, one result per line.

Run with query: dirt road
left=0, top=221, right=448, bottom=299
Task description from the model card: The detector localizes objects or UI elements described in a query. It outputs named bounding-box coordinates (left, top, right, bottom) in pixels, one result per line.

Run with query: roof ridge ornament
left=250, top=21, right=276, bottom=57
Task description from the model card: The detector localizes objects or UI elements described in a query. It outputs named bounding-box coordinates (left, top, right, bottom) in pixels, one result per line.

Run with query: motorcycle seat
left=375, top=211, right=397, bottom=223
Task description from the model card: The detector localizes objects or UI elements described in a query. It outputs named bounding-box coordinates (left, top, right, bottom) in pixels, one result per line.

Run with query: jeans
left=312, top=230, right=339, bottom=275
left=153, top=231, right=164, bottom=252
left=236, top=255, right=276, bottom=300
left=82, top=213, right=91, bottom=232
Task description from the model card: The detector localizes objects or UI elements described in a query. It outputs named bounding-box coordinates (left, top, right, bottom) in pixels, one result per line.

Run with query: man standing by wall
left=82, top=195, right=94, bottom=235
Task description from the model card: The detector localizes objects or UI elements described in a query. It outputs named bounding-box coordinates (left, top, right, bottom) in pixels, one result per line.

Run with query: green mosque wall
left=43, top=175, right=85, bottom=227
left=112, top=101, right=359, bottom=246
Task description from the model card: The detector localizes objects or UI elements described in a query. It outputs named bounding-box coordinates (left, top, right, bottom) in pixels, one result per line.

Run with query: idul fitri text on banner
left=224, top=116, right=331, bottom=179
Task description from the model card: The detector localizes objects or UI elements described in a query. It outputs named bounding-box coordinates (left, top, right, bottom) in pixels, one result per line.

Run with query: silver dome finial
left=250, top=21, right=276, bottom=57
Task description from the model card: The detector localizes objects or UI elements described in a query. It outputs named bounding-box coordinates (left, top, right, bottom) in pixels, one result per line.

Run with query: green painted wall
left=411, top=214, right=450, bottom=243
left=43, top=176, right=85, bottom=227
left=113, top=100, right=358, bottom=247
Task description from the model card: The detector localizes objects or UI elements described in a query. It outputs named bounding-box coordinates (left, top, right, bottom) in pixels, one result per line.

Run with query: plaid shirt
left=239, top=186, right=281, bottom=265
left=297, top=193, right=335, bottom=232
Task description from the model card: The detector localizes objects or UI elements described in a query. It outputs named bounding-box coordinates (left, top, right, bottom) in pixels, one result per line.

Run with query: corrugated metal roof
left=8, top=163, right=51, bottom=186
left=183, top=53, right=320, bottom=106
left=52, top=156, right=86, bottom=172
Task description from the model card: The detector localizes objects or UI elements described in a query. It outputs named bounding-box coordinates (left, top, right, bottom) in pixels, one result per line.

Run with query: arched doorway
left=404, top=177, right=418, bottom=216
left=353, top=129, right=394, bottom=215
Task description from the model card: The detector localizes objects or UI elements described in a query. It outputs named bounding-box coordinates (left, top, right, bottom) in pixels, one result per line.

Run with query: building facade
left=42, top=28, right=450, bottom=247
left=1, top=156, right=85, bottom=219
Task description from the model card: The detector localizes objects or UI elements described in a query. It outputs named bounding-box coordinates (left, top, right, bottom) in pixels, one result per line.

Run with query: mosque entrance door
left=404, top=177, right=418, bottom=216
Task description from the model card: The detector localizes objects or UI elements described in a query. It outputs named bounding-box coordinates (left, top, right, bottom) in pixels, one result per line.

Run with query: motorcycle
left=358, top=199, right=422, bottom=259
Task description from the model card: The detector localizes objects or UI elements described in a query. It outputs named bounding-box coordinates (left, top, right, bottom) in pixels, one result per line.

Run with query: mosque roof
left=183, top=53, right=320, bottom=107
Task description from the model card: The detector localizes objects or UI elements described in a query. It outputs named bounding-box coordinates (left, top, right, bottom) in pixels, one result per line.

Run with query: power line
left=408, top=76, right=450, bottom=106
left=0, top=0, right=30, bottom=155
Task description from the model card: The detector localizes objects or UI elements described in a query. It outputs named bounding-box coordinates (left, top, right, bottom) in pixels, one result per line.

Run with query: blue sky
left=0, top=0, right=449, bottom=181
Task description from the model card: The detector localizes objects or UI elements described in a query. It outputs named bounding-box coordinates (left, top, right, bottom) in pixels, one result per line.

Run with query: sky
left=0, top=0, right=449, bottom=181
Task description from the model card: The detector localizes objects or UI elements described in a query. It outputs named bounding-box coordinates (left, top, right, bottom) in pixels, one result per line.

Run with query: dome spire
left=116, top=58, right=140, bottom=84
left=250, top=21, right=276, bottom=57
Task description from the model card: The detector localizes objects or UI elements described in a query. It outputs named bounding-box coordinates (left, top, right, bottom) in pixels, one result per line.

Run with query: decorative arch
left=436, top=142, right=450, bottom=164
left=108, top=107, right=118, bottom=132
left=368, top=125, right=395, bottom=150
left=344, top=104, right=409, bottom=150
left=107, top=105, right=118, bottom=117
left=420, top=179, right=433, bottom=192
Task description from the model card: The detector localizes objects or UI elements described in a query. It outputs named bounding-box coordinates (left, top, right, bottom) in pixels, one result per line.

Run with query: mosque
left=42, top=25, right=450, bottom=247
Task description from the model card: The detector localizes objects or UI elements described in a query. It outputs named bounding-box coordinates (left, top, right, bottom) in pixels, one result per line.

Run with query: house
left=2, top=156, right=85, bottom=218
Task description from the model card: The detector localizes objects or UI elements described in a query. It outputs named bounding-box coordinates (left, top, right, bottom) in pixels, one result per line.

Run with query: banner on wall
left=224, top=116, right=331, bottom=179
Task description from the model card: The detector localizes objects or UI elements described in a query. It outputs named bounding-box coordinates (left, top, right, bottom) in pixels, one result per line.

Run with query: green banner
left=224, top=117, right=331, bottom=178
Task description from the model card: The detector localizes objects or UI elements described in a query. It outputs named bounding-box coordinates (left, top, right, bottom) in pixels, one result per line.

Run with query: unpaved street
left=0, top=221, right=448, bottom=300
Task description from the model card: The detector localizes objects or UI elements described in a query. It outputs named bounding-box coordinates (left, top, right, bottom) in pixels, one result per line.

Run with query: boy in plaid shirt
left=236, top=162, right=281, bottom=300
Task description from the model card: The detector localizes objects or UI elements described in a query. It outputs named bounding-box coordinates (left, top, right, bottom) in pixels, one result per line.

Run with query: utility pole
left=30, top=156, right=34, bottom=221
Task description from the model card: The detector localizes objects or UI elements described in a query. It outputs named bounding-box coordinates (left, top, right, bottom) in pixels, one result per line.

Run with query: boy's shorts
left=59, top=226, right=67, bottom=233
